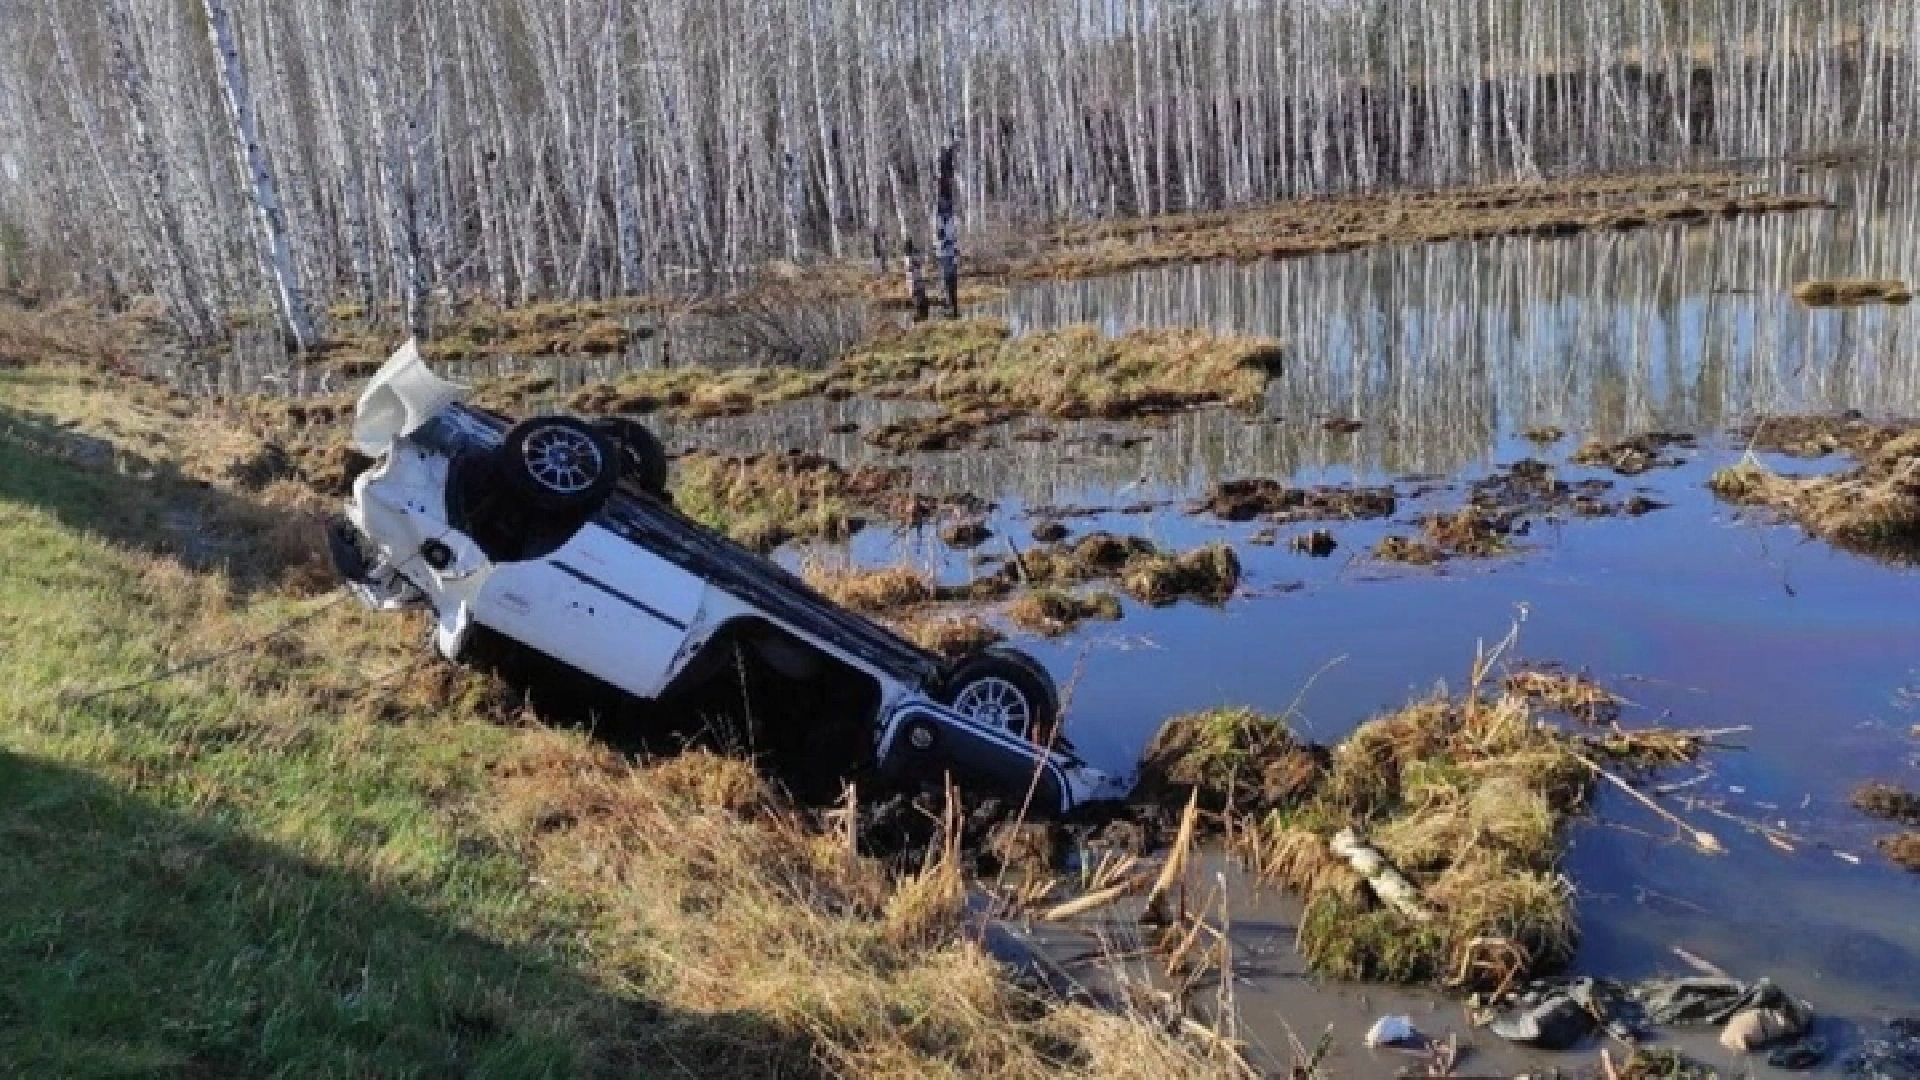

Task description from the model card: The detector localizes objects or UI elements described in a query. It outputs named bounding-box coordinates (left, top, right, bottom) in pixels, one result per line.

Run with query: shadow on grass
left=0, top=401, right=324, bottom=597
left=0, top=747, right=828, bottom=1079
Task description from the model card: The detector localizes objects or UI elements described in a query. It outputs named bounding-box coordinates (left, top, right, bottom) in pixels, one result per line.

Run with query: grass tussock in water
left=1851, top=782, right=1920, bottom=826
left=893, top=613, right=1006, bottom=658
left=1709, top=425, right=1920, bottom=561
left=670, top=450, right=875, bottom=552
left=1878, top=834, right=1920, bottom=872
left=1013, top=532, right=1241, bottom=606
left=1033, top=171, right=1825, bottom=282
left=838, top=318, right=1286, bottom=421
left=1006, top=587, right=1123, bottom=636
left=1238, top=691, right=1597, bottom=990
left=1791, top=278, right=1914, bottom=307
left=800, top=560, right=937, bottom=616
left=0, top=361, right=1232, bottom=1078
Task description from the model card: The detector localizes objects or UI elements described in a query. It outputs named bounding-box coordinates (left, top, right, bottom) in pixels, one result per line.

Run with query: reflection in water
left=988, top=161, right=1920, bottom=480
left=644, top=162, right=1920, bottom=513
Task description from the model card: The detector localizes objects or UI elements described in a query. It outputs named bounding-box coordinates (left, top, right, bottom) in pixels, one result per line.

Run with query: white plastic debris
left=1365, top=1015, right=1419, bottom=1048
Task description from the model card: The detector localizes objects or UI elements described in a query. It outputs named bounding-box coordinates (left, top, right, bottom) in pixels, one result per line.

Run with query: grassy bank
left=0, top=361, right=1219, bottom=1078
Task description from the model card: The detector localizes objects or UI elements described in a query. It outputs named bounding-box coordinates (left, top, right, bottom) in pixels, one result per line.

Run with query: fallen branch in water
left=1575, top=752, right=1725, bottom=855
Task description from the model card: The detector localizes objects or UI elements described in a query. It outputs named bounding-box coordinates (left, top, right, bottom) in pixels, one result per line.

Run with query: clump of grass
left=801, top=560, right=936, bottom=615
left=1006, top=587, right=1123, bottom=636
left=1570, top=432, right=1695, bottom=476
left=1010, top=532, right=1235, bottom=607
left=836, top=318, right=1285, bottom=421
left=1374, top=535, right=1447, bottom=565
left=1851, top=782, right=1920, bottom=825
left=1238, top=689, right=1602, bottom=989
left=1708, top=431, right=1920, bottom=561
left=1194, top=477, right=1396, bottom=523
left=670, top=450, right=866, bottom=551
left=1792, top=278, right=1914, bottom=307
left=1878, top=833, right=1920, bottom=872
left=863, top=406, right=1011, bottom=454
left=1618, top=1046, right=1719, bottom=1079
left=1136, top=708, right=1327, bottom=819
left=558, top=364, right=830, bottom=420
left=1419, top=508, right=1514, bottom=557
left=1503, top=668, right=1622, bottom=724
left=893, top=613, right=1005, bottom=658
left=1119, top=544, right=1242, bottom=605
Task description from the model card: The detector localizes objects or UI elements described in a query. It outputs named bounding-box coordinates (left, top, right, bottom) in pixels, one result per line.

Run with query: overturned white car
left=329, top=342, right=1129, bottom=814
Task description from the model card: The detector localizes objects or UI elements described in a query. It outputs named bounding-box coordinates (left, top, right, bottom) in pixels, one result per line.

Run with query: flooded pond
left=649, top=158, right=1920, bottom=1061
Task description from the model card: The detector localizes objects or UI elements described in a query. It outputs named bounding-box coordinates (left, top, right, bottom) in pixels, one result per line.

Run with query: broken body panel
left=334, top=342, right=1129, bottom=814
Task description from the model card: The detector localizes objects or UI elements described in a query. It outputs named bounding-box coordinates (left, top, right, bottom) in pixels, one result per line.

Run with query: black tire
left=591, top=416, right=670, bottom=496
left=938, top=646, right=1061, bottom=745
left=497, top=415, right=618, bottom=514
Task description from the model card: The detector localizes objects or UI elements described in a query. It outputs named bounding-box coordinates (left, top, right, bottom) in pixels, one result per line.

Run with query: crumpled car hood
left=352, top=339, right=471, bottom=455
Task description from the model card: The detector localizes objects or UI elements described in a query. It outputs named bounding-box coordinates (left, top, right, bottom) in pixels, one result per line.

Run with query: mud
left=1193, top=477, right=1397, bottom=523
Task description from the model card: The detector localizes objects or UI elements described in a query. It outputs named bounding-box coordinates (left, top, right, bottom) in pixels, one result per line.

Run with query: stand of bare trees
left=0, top=0, right=1913, bottom=343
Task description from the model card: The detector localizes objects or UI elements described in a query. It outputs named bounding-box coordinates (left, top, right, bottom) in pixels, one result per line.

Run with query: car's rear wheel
left=499, top=415, right=618, bottom=514
left=591, top=416, right=670, bottom=497
left=939, top=646, right=1061, bottom=746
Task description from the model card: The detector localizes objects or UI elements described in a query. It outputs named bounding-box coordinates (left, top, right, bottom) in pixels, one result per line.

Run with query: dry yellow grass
left=0, top=356, right=1236, bottom=1078
left=1710, top=428, right=1920, bottom=560
left=1240, top=691, right=1593, bottom=989
left=1007, top=587, right=1124, bottom=636
left=801, top=560, right=937, bottom=615
left=836, top=318, right=1285, bottom=421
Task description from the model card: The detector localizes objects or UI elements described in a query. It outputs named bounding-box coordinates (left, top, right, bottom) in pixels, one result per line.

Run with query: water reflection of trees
left=975, top=162, right=1918, bottom=480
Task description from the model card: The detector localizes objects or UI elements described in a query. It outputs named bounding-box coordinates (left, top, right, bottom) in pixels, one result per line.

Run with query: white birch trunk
left=202, top=0, right=314, bottom=349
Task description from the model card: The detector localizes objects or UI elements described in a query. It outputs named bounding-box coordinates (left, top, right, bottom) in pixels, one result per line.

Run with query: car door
left=470, top=523, right=708, bottom=699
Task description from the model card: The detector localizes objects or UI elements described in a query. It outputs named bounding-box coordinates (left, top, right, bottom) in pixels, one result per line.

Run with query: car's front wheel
left=499, top=415, right=619, bottom=514
left=591, top=416, right=670, bottom=497
left=939, top=646, right=1062, bottom=746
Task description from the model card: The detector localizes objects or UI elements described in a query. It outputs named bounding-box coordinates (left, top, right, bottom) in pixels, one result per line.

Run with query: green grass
left=0, top=433, right=614, bottom=1077
left=0, top=365, right=1229, bottom=1080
